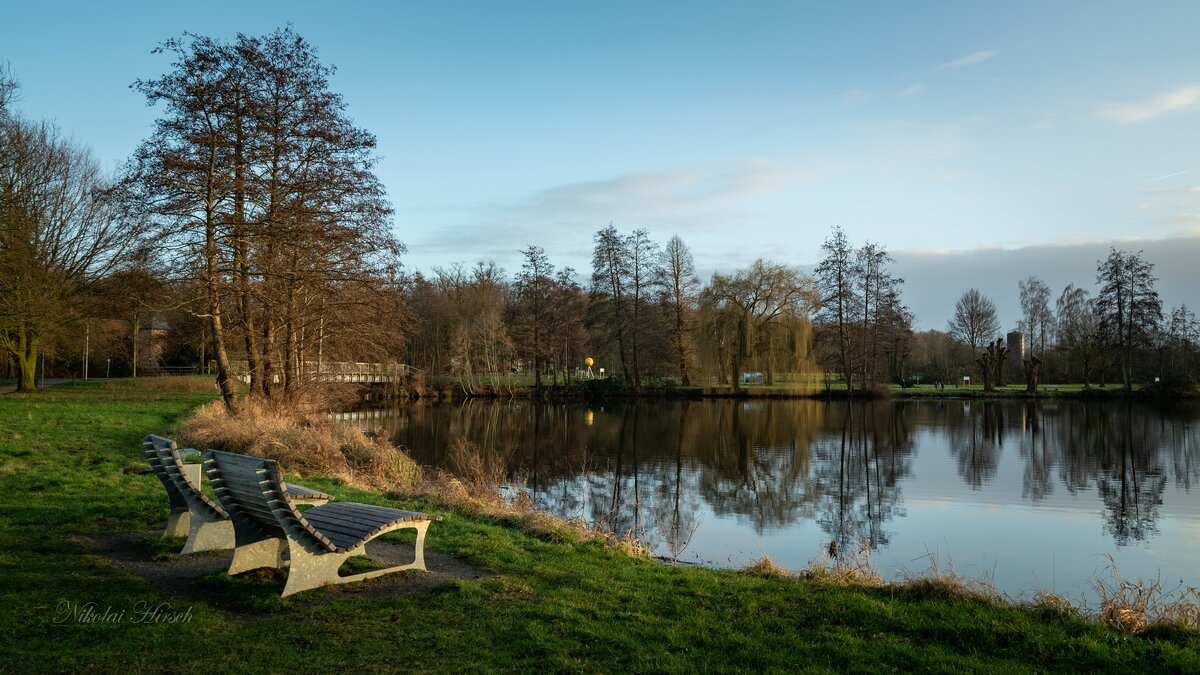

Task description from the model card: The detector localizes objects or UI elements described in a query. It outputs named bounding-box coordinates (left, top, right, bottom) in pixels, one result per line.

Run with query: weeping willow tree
left=698, top=259, right=821, bottom=392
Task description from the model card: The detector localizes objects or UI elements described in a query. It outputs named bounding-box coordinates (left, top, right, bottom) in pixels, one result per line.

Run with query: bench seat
left=204, top=449, right=441, bottom=597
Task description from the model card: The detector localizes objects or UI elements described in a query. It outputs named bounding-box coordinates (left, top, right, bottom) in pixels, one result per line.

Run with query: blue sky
left=3, top=1, right=1199, bottom=328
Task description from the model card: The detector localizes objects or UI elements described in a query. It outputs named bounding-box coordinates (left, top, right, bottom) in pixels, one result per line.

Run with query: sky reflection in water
left=343, top=398, right=1200, bottom=602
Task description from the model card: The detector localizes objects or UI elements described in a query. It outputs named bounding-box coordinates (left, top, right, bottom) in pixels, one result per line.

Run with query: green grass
left=1, top=380, right=1196, bottom=672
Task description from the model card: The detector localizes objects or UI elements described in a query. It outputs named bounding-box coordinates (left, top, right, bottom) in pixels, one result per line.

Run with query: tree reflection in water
left=380, top=398, right=1200, bottom=563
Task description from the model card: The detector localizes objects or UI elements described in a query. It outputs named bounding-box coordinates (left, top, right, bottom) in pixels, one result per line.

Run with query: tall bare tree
left=659, top=235, right=699, bottom=386
left=1056, top=284, right=1103, bottom=386
left=948, top=288, right=1000, bottom=353
left=815, top=226, right=858, bottom=391
left=126, top=29, right=401, bottom=406
left=590, top=224, right=631, bottom=380
left=1018, top=276, right=1052, bottom=357
left=511, top=245, right=555, bottom=392
left=1096, top=248, right=1162, bottom=390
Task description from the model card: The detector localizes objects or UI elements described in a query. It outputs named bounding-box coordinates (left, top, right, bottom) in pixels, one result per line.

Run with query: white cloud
left=901, top=82, right=926, bottom=98
left=938, top=50, right=996, bottom=69
left=524, top=159, right=836, bottom=219
left=1097, top=85, right=1200, bottom=124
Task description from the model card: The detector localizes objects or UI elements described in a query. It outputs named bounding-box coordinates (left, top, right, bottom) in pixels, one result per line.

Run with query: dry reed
left=802, top=540, right=884, bottom=587
left=744, top=555, right=790, bottom=578
left=1093, top=555, right=1200, bottom=634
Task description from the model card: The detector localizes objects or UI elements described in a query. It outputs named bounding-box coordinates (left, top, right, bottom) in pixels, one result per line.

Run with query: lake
left=339, top=398, right=1200, bottom=603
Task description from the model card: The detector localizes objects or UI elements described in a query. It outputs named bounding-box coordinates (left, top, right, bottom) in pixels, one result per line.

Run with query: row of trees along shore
left=2, top=28, right=1198, bottom=403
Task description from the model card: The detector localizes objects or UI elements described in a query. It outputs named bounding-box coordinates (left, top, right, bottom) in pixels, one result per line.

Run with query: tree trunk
left=14, top=329, right=39, bottom=392
left=205, top=205, right=237, bottom=410
left=1024, top=357, right=1042, bottom=394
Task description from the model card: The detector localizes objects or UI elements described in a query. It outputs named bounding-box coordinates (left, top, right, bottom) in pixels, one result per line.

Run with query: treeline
left=403, top=227, right=823, bottom=394
left=916, top=247, right=1198, bottom=393
left=3, top=27, right=1198, bottom=401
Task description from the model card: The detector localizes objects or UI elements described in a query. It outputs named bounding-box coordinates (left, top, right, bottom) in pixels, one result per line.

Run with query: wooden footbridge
left=233, top=361, right=412, bottom=384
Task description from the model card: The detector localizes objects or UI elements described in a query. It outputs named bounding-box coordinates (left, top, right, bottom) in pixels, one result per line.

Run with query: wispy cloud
left=523, top=159, right=835, bottom=218
left=900, top=82, right=926, bottom=98
left=410, top=159, right=839, bottom=261
left=1143, top=170, right=1189, bottom=183
left=1097, top=85, right=1200, bottom=124
left=938, top=50, right=996, bottom=69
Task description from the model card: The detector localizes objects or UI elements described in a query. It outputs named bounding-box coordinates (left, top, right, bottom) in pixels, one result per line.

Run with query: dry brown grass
left=1030, top=591, right=1081, bottom=621
left=745, top=555, right=790, bottom=578
left=1094, top=555, right=1200, bottom=634
left=178, top=399, right=421, bottom=492
left=802, top=540, right=885, bottom=587
left=895, top=554, right=1005, bottom=604
left=113, top=376, right=219, bottom=392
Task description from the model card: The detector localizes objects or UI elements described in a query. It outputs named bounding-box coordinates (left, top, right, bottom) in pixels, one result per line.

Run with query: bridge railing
left=229, top=361, right=411, bottom=384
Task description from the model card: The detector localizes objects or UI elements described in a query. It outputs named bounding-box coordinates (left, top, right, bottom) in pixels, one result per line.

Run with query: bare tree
left=815, top=226, right=858, bottom=391
left=948, top=288, right=1000, bottom=353
left=1056, top=284, right=1103, bottom=386
left=0, top=92, right=138, bottom=391
left=1018, top=276, right=1052, bottom=356
left=1096, top=248, right=1162, bottom=390
left=659, top=235, right=699, bottom=386
left=590, top=224, right=631, bottom=380
left=126, top=29, right=401, bottom=406
left=511, top=245, right=555, bottom=392
left=624, top=228, right=659, bottom=389
left=855, top=241, right=905, bottom=389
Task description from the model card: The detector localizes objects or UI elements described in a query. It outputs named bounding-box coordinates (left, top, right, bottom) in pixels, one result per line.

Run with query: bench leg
left=281, top=545, right=356, bottom=597
left=229, top=536, right=288, bottom=575
left=164, top=508, right=190, bottom=538
left=181, top=514, right=234, bottom=554
left=280, top=521, right=433, bottom=597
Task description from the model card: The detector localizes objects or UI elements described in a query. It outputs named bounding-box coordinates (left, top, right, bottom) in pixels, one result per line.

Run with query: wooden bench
left=143, top=435, right=332, bottom=554
left=204, top=449, right=442, bottom=597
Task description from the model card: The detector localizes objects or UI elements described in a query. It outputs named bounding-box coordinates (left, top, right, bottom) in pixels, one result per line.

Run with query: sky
left=3, top=0, right=1199, bottom=329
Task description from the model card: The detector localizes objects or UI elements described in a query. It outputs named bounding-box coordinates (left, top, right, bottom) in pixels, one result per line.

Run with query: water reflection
left=351, top=398, right=1200, bottom=593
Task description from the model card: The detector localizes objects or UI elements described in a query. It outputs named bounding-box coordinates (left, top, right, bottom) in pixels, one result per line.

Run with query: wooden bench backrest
left=143, top=435, right=227, bottom=519
left=204, top=450, right=337, bottom=553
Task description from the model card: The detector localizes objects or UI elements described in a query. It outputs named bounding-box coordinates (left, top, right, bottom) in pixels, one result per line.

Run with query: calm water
left=340, top=398, right=1200, bottom=602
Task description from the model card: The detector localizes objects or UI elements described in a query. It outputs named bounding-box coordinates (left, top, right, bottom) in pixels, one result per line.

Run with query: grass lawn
left=0, top=379, right=1196, bottom=672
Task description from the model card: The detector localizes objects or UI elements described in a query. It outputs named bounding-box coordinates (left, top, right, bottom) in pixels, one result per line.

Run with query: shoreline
left=360, top=379, right=1193, bottom=403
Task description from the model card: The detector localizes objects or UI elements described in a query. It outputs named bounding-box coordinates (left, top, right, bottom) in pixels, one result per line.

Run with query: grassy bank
left=1, top=379, right=1197, bottom=672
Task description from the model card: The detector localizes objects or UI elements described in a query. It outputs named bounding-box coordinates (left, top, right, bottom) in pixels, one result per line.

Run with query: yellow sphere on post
left=584, top=357, right=594, bottom=367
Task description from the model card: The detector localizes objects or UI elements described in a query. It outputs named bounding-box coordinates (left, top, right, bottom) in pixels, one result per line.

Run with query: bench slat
left=318, top=501, right=441, bottom=522
left=302, top=516, right=378, bottom=542
left=301, top=508, right=396, bottom=530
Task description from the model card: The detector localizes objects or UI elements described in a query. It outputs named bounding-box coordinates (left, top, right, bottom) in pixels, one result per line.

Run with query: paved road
left=0, top=378, right=92, bottom=394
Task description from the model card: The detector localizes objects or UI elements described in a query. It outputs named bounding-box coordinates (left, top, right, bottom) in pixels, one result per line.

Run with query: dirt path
left=66, top=531, right=493, bottom=618
left=0, top=378, right=96, bottom=394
